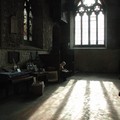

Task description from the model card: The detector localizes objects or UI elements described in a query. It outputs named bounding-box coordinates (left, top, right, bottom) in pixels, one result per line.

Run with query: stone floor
left=0, top=73, right=120, bottom=120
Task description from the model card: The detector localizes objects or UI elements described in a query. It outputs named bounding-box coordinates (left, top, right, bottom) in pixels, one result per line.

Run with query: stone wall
left=0, top=0, right=56, bottom=67
left=1, top=0, right=23, bottom=48
left=0, top=0, right=54, bottom=49
left=74, top=49, right=120, bottom=73
left=0, top=49, right=30, bottom=68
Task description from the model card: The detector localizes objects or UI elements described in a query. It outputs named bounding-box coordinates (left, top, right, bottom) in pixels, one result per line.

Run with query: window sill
left=70, top=46, right=107, bottom=50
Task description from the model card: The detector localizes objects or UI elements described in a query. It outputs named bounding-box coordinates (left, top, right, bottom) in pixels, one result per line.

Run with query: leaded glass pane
left=83, top=0, right=95, bottom=7
left=98, top=0, right=101, bottom=4
left=75, top=13, right=81, bottom=45
left=29, top=11, right=32, bottom=41
left=77, top=2, right=81, bottom=6
left=82, top=13, right=88, bottom=45
left=90, top=12, right=96, bottom=45
left=24, top=8, right=27, bottom=40
left=24, top=2, right=26, bottom=6
left=98, top=12, right=104, bottom=45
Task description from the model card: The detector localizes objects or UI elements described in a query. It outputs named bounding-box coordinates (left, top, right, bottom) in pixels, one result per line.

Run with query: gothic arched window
left=71, top=0, right=105, bottom=48
left=24, top=0, right=33, bottom=41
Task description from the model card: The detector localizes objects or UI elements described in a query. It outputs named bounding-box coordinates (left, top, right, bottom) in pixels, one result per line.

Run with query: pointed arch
left=70, top=0, right=106, bottom=48
left=24, top=0, right=33, bottom=42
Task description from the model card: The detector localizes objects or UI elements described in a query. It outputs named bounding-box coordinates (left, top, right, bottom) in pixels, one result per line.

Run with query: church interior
left=0, top=0, right=120, bottom=119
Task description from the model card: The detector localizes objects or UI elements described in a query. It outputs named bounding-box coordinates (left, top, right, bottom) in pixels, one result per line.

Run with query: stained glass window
left=24, top=0, right=33, bottom=41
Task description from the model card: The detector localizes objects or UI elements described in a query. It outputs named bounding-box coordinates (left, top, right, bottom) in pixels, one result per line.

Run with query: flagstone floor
left=0, top=73, right=120, bottom=120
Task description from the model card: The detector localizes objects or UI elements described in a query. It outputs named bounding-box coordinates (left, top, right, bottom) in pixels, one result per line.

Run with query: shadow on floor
left=0, top=78, right=77, bottom=120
